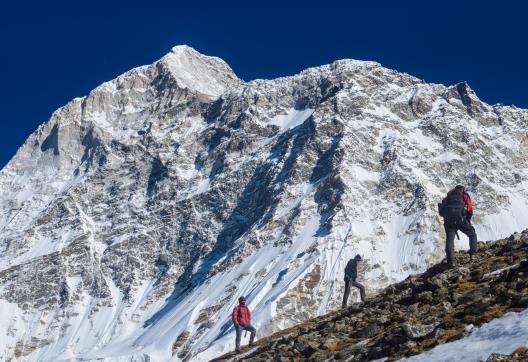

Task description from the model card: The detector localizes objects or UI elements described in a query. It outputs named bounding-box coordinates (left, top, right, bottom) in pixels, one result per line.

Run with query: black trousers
left=342, top=278, right=366, bottom=307
left=444, top=218, right=478, bottom=264
left=235, top=324, right=256, bottom=351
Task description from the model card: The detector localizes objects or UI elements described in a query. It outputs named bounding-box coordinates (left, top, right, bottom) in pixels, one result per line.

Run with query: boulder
left=510, top=232, right=522, bottom=242
left=402, top=321, right=438, bottom=339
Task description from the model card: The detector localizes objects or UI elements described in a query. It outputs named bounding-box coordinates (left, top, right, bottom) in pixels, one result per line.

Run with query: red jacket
left=463, top=193, right=473, bottom=214
left=232, top=304, right=251, bottom=326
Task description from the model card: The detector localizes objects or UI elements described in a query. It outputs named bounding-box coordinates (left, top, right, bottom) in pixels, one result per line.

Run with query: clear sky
left=1, top=0, right=526, bottom=169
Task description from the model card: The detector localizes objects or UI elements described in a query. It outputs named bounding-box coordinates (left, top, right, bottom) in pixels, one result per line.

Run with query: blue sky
left=0, top=0, right=526, bottom=169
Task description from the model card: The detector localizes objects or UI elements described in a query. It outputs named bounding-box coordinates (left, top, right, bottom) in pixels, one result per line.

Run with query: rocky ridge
left=213, top=230, right=528, bottom=361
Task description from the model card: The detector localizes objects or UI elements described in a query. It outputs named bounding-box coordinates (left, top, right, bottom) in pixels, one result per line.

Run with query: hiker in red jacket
left=438, top=185, right=478, bottom=267
left=232, top=296, right=256, bottom=353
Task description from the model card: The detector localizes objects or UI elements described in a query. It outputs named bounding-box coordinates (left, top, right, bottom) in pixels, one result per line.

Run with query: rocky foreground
left=213, top=230, right=528, bottom=361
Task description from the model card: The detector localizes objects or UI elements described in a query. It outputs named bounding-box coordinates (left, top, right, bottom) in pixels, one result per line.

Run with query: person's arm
left=345, top=260, right=352, bottom=275
left=438, top=197, right=446, bottom=217
left=232, top=307, right=239, bottom=326
left=247, top=307, right=251, bottom=323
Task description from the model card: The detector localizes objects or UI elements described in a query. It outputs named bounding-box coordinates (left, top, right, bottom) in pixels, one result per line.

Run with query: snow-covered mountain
left=0, top=45, right=527, bottom=361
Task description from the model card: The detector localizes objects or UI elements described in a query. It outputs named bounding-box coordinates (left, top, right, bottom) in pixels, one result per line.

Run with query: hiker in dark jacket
left=232, top=296, right=256, bottom=353
left=438, top=185, right=478, bottom=267
left=342, top=254, right=366, bottom=308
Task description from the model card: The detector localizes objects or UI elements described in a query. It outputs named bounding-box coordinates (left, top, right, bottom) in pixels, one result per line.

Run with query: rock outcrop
left=487, top=347, right=528, bottom=362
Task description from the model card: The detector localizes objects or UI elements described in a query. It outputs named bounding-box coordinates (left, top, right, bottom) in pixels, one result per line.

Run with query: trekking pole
left=456, top=231, right=460, bottom=240
left=244, top=331, right=247, bottom=338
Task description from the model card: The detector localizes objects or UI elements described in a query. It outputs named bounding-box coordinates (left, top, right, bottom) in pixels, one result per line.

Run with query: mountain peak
left=169, top=44, right=214, bottom=56
left=158, top=45, right=241, bottom=97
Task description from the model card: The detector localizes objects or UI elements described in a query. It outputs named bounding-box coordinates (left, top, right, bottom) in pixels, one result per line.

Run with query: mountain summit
left=0, top=46, right=527, bottom=361
left=160, top=45, right=241, bottom=96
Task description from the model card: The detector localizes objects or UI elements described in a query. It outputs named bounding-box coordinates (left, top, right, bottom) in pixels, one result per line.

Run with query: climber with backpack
left=232, top=296, right=256, bottom=353
left=342, top=254, right=366, bottom=308
left=438, top=185, right=478, bottom=267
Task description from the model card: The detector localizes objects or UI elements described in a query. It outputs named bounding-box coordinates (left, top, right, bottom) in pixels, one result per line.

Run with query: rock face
left=0, top=45, right=528, bottom=361
left=213, top=231, right=528, bottom=361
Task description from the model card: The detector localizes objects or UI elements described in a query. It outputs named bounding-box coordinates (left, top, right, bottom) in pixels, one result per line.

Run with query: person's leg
left=342, top=278, right=351, bottom=308
left=235, top=325, right=242, bottom=352
left=459, top=219, right=478, bottom=255
left=351, top=280, right=366, bottom=302
left=444, top=223, right=456, bottom=266
left=243, top=324, right=257, bottom=345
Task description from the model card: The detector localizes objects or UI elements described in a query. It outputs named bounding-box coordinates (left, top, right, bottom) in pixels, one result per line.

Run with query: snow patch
left=269, top=108, right=314, bottom=132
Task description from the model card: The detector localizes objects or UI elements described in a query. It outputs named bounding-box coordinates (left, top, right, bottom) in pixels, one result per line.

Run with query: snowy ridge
left=0, top=46, right=527, bottom=361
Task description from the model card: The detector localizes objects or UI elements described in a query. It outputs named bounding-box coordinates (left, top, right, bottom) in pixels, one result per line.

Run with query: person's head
left=238, top=296, right=246, bottom=305
left=454, top=185, right=465, bottom=194
left=354, top=254, right=362, bottom=261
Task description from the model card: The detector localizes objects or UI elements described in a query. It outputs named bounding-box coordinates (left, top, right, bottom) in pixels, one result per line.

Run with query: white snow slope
left=0, top=45, right=527, bottom=361
left=399, top=309, right=528, bottom=362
